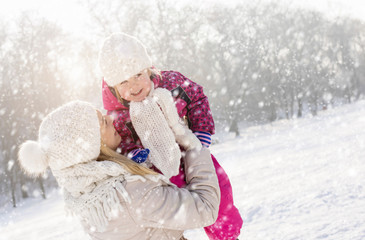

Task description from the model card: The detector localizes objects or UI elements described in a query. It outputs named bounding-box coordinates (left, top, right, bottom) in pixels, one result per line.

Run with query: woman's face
left=96, top=110, right=121, bottom=150
left=115, top=69, right=151, bottom=102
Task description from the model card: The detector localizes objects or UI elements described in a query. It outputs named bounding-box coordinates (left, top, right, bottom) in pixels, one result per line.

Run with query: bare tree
left=0, top=12, right=70, bottom=207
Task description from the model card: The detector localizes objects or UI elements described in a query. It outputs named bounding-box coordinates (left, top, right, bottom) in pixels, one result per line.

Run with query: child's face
left=97, top=110, right=121, bottom=151
left=115, top=69, right=151, bottom=102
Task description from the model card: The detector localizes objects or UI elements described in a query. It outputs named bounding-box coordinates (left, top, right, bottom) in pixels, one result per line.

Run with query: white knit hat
left=18, top=101, right=101, bottom=176
left=98, top=32, right=152, bottom=86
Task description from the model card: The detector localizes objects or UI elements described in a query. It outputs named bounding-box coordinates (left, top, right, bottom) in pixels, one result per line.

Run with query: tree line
left=1, top=0, right=364, bottom=207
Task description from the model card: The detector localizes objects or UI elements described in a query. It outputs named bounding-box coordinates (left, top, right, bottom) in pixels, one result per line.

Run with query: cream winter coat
left=82, top=148, right=220, bottom=240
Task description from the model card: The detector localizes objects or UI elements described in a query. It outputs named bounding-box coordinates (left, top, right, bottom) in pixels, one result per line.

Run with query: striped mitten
left=194, top=131, right=211, bottom=148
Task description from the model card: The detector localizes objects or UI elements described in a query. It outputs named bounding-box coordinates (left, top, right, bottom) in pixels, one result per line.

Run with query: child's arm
left=185, top=83, right=215, bottom=135
left=167, top=72, right=215, bottom=146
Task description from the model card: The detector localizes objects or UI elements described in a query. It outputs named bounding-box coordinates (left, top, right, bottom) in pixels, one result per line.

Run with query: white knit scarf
left=130, top=84, right=202, bottom=178
left=52, top=160, right=169, bottom=232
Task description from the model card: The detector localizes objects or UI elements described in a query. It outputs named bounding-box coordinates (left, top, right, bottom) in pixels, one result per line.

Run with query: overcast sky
left=0, top=0, right=364, bottom=35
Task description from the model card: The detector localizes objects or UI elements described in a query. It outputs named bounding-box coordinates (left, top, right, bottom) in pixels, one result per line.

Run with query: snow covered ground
left=1, top=101, right=365, bottom=240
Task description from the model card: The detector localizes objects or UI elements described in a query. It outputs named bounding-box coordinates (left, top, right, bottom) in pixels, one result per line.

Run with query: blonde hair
left=97, top=144, right=157, bottom=176
left=103, top=67, right=162, bottom=175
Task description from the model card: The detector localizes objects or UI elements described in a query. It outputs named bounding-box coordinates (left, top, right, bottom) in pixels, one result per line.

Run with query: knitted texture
left=130, top=87, right=202, bottom=178
left=18, top=100, right=176, bottom=233
left=153, top=88, right=202, bottom=152
left=53, top=159, right=170, bottom=232
left=53, top=160, right=129, bottom=233
left=18, top=101, right=101, bottom=176
left=52, top=160, right=129, bottom=197
left=41, top=101, right=101, bottom=171
left=130, top=87, right=181, bottom=178
left=99, top=32, right=152, bottom=86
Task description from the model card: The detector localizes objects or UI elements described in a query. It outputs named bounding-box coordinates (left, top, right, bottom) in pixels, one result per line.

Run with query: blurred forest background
left=1, top=0, right=365, bottom=207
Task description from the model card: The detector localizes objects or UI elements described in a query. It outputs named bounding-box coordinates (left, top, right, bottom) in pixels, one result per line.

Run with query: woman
left=18, top=101, right=220, bottom=240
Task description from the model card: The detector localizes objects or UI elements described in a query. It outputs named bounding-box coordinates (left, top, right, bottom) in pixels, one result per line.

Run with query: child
left=98, top=32, right=243, bottom=240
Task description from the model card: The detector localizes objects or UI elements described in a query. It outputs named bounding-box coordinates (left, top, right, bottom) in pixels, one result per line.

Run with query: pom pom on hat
left=18, top=140, right=48, bottom=176
left=17, top=101, right=101, bottom=176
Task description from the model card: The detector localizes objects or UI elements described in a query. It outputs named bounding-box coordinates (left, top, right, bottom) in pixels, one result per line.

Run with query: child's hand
left=128, top=148, right=150, bottom=163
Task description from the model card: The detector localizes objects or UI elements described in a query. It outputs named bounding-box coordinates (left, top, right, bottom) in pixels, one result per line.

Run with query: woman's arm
left=123, top=148, right=220, bottom=230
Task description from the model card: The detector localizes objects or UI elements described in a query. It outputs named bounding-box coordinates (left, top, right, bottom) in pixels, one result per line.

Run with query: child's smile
left=131, top=89, right=143, bottom=96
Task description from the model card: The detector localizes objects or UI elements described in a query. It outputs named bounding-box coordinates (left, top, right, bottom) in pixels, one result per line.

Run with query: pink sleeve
left=174, top=72, right=215, bottom=135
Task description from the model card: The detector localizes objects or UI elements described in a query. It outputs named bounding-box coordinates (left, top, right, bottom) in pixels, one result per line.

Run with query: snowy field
left=1, top=101, right=365, bottom=240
